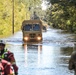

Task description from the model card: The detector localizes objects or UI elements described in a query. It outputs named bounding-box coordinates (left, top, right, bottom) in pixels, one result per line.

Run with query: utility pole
left=12, top=0, right=14, bottom=34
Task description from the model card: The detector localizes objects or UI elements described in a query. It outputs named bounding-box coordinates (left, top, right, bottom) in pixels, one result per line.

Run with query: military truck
left=21, top=20, right=43, bottom=43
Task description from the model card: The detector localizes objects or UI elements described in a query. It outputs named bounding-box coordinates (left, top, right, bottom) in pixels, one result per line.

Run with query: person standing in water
left=0, top=40, right=18, bottom=75
left=68, top=43, right=76, bottom=75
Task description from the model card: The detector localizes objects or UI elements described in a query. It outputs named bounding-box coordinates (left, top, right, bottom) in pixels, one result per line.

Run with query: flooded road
left=1, top=28, right=76, bottom=75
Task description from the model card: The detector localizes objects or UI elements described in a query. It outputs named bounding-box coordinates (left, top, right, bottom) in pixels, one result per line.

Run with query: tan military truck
left=21, top=20, right=43, bottom=43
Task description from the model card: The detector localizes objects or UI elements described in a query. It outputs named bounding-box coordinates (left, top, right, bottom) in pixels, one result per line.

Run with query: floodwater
left=1, top=27, right=76, bottom=75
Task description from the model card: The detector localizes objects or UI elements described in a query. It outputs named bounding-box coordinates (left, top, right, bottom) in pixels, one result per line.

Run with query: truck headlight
left=24, top=37, right=29, bottom=41
left=37, top=36, right=41, bottom=40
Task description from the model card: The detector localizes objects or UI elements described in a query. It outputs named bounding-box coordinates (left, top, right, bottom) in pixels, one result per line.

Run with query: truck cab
left=21, top=20, right=43, bottom=43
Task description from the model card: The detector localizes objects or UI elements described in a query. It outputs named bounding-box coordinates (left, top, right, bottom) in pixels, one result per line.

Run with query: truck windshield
left=33, top=24, right=40, bottom=31
left=23, top=24, right=32, bottom=31
left=23, top=24, right=40, bottom=31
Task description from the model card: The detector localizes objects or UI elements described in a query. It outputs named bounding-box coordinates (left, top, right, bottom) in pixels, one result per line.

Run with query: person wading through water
left=0, top=57, right=14, bottom=75
left=0, top=40, right=18, bottom=75
left=68, top=42, right=76, bottom=75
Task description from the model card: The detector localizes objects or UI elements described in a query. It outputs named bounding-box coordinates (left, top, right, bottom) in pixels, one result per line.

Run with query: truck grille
left=29, top=33, right=36, bottom=38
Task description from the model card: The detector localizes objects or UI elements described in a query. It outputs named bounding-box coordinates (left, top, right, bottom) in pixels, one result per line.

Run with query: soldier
left=0, top=40, right=18, bottom=75
left=0, top=58, right=14, bottom=75
left=68, top=43, right=76, bottom=75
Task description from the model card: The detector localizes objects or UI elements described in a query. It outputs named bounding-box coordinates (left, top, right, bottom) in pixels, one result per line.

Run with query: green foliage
left=45, top=0, right=76, bottom=33
left=0, top=0, right=42, bottom=38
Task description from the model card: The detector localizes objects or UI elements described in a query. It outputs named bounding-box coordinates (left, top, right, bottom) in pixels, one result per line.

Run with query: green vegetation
left=0, top=0, right=41, bottom=37
left=45, top=0, right=76, bottom=33
left=1, top=0, right=75, bottom=38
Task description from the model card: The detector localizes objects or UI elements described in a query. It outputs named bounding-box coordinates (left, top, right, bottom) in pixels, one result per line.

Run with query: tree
left=45, top=0, right=76, bottom=33
left=0, top=0, right=42, bottom=37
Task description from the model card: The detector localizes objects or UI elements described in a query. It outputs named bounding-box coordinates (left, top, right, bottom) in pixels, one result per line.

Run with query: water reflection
left=23, top=44, right=28, bottom=66
left=38, top=45, right=42, bottom=65
left=6, top=43, right=75, bottom=75
left=23, top=44, right=42, bottom=67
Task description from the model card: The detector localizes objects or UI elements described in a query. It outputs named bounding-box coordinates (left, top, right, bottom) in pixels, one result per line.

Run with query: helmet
left=0, top=40, right=5, bottom=46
